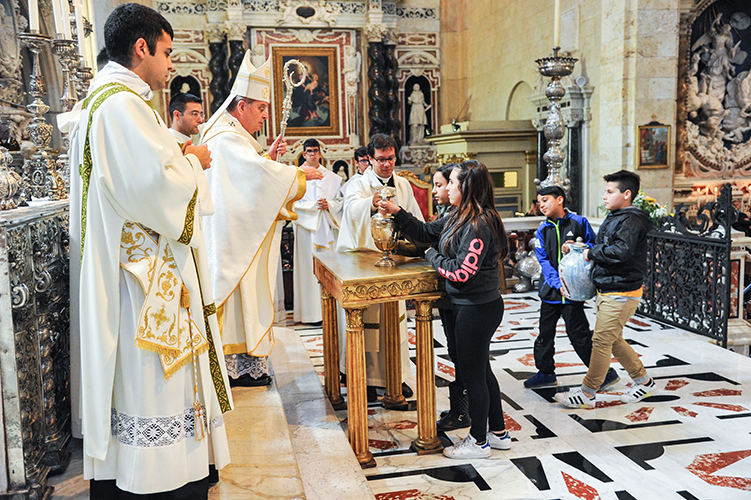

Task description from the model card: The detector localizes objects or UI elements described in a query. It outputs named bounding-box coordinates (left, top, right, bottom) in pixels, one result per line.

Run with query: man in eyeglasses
left=292, top=138, right=342, bottom=324
left=168, top=92, right=204, bottom=148
left=336, top=133, right=423, bottom=402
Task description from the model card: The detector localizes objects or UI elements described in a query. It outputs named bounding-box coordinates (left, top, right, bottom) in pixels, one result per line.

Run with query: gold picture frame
left=272, top=46, right=340, bottom=138
left=637, top=123, right=670, bottom=169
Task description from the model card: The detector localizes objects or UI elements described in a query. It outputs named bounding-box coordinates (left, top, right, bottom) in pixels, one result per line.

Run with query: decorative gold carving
left=340, top=277, right=439, bottom=303
left=414, top=300, right=432, bottom=322
left=437, top=152, right=475, bottom=166
left=345, top=307, right=364, bottom=330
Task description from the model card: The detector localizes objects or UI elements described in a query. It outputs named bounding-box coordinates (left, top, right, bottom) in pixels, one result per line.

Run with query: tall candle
left=51, top=0, right=65, bottom=37
left=73, top=0, right=85, bottom=58
left=62, top=0, right=72, bottom=39
left=28, top=0, right=39, bottom=32
left=554, top=0, right=561, bottom=47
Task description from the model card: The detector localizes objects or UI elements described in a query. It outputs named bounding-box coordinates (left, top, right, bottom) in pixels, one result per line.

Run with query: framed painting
left=637, top=123, right=670, bottom=169
left=272, top=46, right=340, bottom=137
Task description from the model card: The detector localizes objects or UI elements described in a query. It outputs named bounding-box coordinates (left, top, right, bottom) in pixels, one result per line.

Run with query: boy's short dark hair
left=354, top=146, right=368, bottom=161
left=104, top=3, right=174, bottom=68
left=603, top=170, right=640, bottom=200
left=537, top=185, right=566, bottom=204
left=169, top=93, right=202, bottom=118
left=303, top=138, right=320, bottom=150
left=367, top=134, right=397, bottom=157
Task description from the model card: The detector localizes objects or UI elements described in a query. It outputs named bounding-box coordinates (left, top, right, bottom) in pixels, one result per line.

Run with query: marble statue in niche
left=407, top=83, right=430, bottom=145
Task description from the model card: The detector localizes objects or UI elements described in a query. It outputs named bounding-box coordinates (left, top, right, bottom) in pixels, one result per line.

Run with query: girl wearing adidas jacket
left=379, top=160, right=509, bottom=459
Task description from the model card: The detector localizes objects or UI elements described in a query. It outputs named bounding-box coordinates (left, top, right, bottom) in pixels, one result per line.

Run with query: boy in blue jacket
left=525, top=186, right=618, bottom=390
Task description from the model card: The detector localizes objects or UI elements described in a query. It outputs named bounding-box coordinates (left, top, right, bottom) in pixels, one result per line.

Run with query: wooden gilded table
left=313, top=250, right=444, bottom=468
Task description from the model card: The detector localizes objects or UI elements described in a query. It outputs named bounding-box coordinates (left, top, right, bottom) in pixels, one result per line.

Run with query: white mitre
left=200, top=50, right=272, bottom=141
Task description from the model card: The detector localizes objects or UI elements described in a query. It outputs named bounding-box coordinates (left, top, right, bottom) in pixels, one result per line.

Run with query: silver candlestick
left=74, top=63, right=93, bottom=100
left=52, top=38, right=77, bottom=197
left=17, top=32, right=65, bottom=201
left=534, top=47, right=577, bottom=191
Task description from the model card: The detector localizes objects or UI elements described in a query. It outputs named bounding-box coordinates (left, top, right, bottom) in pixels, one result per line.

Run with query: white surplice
left=169, top=127, right=191, bottom=148
left=292, top=165, right=342, bottom=323
left=201, top=112, right=305, bottom=358
left=68, top=62, right=232, bottom=494
left=335, top=167, right=424, bottom=386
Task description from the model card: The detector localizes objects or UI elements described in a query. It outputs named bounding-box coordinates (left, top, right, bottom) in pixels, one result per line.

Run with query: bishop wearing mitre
left=200, top=51, right=318, bottom=386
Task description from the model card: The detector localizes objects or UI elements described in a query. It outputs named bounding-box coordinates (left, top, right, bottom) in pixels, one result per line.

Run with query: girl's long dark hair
left=441, top=160, right=507, bottom=255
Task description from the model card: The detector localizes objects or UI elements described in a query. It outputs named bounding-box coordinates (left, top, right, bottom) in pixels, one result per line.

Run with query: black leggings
left=453, top=296, right=505, bottom=442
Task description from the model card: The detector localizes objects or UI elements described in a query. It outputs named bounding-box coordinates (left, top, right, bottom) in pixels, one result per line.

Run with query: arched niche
left=506, top=81, right=534, bottom=121
left=404, top=75, right=432, bottom=145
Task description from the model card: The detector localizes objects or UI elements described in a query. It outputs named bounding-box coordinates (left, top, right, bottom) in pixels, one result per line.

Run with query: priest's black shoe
left=229, top=374, right=272, bottom=387
left=367, top=385, right=378, bottom=402
left=401, top=382, right=413, bottom=398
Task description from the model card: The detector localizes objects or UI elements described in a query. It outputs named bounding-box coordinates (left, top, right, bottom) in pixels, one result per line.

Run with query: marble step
left=270, top=327, right=375, bottom=500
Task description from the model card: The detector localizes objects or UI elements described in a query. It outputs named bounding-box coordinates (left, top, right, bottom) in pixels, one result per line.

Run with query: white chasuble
left=68, top=62, right=232, bottom=494
left=335, top=168, right=424, bottom=386
left=201, top=112, right=306, bottom=356
left=292, top=165, right=342, bottom=323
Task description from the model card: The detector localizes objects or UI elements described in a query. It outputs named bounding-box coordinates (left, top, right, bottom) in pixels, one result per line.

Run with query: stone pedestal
left=399, top=144, right=437, bottom=177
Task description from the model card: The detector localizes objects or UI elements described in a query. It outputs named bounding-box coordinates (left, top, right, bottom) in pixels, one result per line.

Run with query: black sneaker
left=523, top=371, right=558, bottom=389
left=437, top=411, right=471, bottom=431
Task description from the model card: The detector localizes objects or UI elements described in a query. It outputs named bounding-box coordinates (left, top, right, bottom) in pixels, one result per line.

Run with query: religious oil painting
left=272, top=46, right=340, bottom=137
left=637, top=124, right=670, bottom=169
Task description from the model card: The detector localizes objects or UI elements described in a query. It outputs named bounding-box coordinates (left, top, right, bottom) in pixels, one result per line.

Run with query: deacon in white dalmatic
left=292, top=138, right=342, bottom=324
left=336, top=133, right=424, bottom=397
left=200, top=51, right=319, bottom=386
left=65, top=4, right=231, bottom=497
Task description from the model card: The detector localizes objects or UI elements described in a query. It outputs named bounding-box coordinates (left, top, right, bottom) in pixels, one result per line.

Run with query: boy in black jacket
left=556, top=171, right=659, bottom=408
left=524, top=186, right=618, bottom=390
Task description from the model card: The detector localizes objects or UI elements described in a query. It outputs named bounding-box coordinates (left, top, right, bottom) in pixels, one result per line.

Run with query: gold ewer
left=370, top=186, right=399, bottom=267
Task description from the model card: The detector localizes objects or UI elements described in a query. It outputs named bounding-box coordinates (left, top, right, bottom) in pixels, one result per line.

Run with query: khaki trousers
left=582, top=293, right=647, bottom=392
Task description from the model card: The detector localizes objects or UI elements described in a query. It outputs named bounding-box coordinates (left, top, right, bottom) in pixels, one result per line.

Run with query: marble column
left=383, top=29, right=401, bottom=143
left=227, top=22, right=246, bottom=89
left=207, top=26, right=229, bottom=114
left=365, top=24, right=388, bottom=137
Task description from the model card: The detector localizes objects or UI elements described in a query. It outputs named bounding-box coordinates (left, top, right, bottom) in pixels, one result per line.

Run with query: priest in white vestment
left=292, top=138, right=342, bottom=323
left=67, top=5, right=231, bottom=497
left=336, top=134, right=424, bottom=397
left=200, top=51, right=317, bottom=386
left=168, top=92, right=204, bottom=147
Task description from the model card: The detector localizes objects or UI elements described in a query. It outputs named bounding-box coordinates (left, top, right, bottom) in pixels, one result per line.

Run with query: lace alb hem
left=110, top=407, right=224, bottom=448
left=225, top=353, right=270, bottom=379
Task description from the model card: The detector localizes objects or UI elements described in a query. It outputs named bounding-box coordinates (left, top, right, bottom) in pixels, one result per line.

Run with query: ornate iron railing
left=638, top=183, right=735, bottom=348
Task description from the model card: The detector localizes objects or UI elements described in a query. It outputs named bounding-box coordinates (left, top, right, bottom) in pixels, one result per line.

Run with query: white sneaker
left=442, top=434, right=491, bottom=459
left=554, top=387, right=596, bottom=409
left=620, top=378, right=658, bottom=403
left=487, top=430, right=511, bottom=450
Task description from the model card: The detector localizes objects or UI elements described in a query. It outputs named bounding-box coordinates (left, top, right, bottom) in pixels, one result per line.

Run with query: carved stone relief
left=682, top=2, right=751, bottom=177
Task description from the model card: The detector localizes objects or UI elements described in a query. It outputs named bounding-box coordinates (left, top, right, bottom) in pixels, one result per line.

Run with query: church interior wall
left=440, top=0, right=688, bottom=218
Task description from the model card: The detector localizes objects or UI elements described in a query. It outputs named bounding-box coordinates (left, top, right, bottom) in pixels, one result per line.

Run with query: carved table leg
left=346, top=308, right=376, bottom=468
left=321, top=287, right=345, bottom=409
left=382, top=301, right=408, bottom=410
left=412, top=299, right=442, bottom=454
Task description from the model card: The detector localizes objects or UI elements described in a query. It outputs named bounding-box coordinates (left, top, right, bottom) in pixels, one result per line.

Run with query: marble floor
left=48, top=292, right=751, bottom=499
left=301, top=293, right=751, bottom=500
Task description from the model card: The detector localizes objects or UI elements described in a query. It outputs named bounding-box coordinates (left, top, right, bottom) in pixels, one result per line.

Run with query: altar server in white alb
left=67, top=4, right=232, bottom=498
left=336, top=133, right=423, bottom=398
left=293, top=138, right=343, bottom=324
left=200, top=51, right=317, bottom=387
